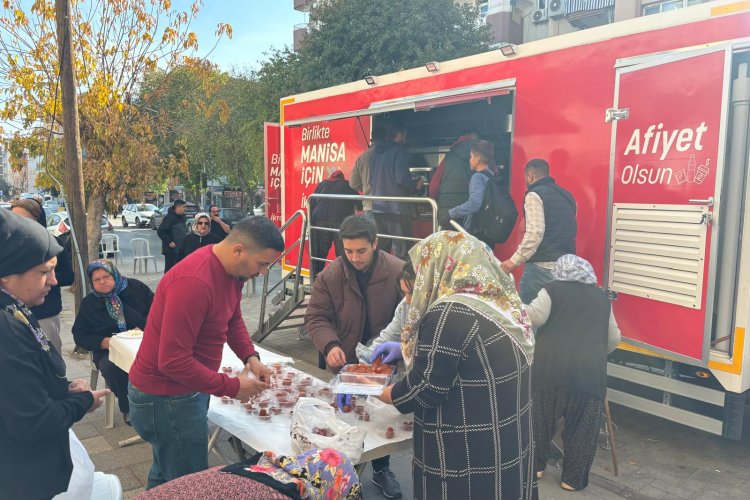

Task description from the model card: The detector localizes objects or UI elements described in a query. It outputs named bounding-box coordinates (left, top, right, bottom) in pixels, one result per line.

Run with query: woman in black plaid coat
left=377, top=231, right=538, bottom=500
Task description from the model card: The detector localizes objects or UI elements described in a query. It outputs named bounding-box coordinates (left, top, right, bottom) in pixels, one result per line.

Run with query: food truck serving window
left=284, top=78, right=516, bottom=126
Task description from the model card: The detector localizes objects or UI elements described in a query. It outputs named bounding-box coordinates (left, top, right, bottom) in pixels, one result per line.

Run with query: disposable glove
left=371, top=341, right=403, bottom=365
left=336, top=393, right=353, bottom=412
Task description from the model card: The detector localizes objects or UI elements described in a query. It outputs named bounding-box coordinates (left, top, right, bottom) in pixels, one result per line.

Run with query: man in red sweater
left=128, top=216, right=284, bottom=489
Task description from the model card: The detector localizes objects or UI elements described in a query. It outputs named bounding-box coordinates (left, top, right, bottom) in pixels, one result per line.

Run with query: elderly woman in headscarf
left=0, top=210, right=112, bottom=499
left=375, top=231, right=537, bottom=500
left=73, top=259, right=154, bottom=425
left=525, top=254, right=621, bottom=492
left=178, top=212, right=221, bottom=262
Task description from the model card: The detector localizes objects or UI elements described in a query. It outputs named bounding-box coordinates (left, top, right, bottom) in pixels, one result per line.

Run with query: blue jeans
left=128, top=382, right=210, bottom=489
left=519, top=262, right=554, bottom=304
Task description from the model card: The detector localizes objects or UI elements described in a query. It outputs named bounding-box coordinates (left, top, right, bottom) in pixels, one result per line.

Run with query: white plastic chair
left=89, top=353, right=116, bottom=429
left=100, top=233, right=122, bottom=264
left=131, top=238, right=157, bottom=274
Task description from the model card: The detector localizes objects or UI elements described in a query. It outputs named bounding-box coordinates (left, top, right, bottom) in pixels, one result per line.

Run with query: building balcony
left=293, top=24, right=308, bottom=51
left=294, top=0, right=314, bottom=12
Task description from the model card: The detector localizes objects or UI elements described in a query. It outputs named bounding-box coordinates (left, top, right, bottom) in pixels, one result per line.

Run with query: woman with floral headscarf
left=377, top=231, right=537, bottom=500
left=525, top=254, right=621, bottom=491
left=73, top=259, right=154, bottom=425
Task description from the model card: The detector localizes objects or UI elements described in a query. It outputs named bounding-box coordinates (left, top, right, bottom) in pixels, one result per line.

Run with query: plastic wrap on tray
left=329, top=361, right=394, bottom=395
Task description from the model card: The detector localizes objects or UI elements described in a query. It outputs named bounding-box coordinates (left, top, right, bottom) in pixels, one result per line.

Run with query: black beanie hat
left=0, top=209, right=63, bottom=278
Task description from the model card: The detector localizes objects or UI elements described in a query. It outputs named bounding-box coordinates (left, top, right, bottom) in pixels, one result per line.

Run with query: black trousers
left=94, top=350, right=130, bottom=413
left=372, top=213, right=414, bottom=261
left=163, top=253, right=178, bottom=274
left=310, top=220, right=344, bottom=276
left=533, top=387, right=603, bottom=490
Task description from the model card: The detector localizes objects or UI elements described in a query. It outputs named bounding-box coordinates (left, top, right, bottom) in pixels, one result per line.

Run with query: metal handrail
left=256, top=209, right=308, bottom=341
left=305, top=194, right=439, bottom=283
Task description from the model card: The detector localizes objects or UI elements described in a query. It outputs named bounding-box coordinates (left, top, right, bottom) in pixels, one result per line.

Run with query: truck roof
left=283, top=0, right=746, bottom=107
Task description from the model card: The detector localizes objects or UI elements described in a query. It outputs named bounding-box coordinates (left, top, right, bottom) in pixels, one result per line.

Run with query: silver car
left=121, top=203, right=157, bottom=228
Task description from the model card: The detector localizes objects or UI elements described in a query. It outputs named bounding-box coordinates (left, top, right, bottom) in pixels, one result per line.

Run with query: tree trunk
left=55, top=0, right=88, bottom=311
left=86, top=192, right=105, bottom=264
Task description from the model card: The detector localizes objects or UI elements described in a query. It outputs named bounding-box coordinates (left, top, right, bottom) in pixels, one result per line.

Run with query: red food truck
left=264, top=1, right=750, bottom=438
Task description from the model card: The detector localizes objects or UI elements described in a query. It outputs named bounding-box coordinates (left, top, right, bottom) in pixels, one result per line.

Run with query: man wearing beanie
left=11, top=197, right=75, bottom=353
left=0, top=209, right=116, bottom=499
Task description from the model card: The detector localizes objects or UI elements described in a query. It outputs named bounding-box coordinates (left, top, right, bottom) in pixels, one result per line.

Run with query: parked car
left=149, top=204, right=171, bottom=230
left=0, top=202, right=11, bottom=210
left=121, top=203, right=158, bottom=228
left=253, top=203, right=266, bottom=217
left=47, top=211, right=113, bottom=237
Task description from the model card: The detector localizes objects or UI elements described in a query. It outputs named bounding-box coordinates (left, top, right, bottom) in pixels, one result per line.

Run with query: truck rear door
left=605, top=45, right=732, bottom=365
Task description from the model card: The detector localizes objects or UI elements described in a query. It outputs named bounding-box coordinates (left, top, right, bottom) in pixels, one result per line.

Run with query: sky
left=183, top=1, right=307, bottom=73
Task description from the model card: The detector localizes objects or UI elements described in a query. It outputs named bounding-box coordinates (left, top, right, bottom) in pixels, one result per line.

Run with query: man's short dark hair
left=173, top=199, right=186, bottom=207
left=382, top=119, right=406, bottom=141
left=339, top=214, right=377, bottom=243
left=228, top=216, right=284, bottom=252
left=471, top=140, right=494, bottom=165
left=526, top=159, right=550, bottom=177
left=209, top=204, right=218, bottom=211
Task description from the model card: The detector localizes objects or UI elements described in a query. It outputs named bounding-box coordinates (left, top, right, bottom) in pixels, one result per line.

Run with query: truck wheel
left=122, top=216, right=128, bottom=228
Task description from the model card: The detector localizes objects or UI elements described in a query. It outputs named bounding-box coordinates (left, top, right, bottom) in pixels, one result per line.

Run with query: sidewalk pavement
left=59, top=267, right=750, bottom=499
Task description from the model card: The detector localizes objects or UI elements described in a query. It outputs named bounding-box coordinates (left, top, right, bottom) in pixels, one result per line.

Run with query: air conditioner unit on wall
left=548, top=0, right=566, bottom=18
left=532, top=8, right=548, bottom=23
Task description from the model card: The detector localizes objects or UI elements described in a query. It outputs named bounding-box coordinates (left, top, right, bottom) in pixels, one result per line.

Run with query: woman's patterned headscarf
left=551, top=254, right=597, bottom=285
left=247, top=448, right=361, bottom=499
left=87, top=259, right=129, bottom=332
left=402, top=231, right=533, bottom=367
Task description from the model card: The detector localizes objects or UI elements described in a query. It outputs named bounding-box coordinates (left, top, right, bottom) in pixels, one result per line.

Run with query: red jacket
left=129, top=245, right=257, bottom=397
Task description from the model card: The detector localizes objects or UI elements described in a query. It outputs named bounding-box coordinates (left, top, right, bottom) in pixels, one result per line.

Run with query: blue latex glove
left=371, top=341, right=403, bottom=365
left=336, top=393, right=352, bottom=412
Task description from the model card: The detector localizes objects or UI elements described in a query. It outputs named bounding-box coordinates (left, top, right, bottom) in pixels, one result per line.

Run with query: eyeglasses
left=196, top=221, right=209, bottom=226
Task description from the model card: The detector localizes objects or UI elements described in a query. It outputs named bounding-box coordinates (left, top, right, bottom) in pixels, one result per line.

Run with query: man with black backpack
left=501, top=159, right=577, bottom=304
left=438, top=140, right=518, bottom=248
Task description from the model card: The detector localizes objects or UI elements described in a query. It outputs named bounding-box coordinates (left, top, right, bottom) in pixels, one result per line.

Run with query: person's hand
left=438, top=209, right=452, bottom=228
left=235, top=364, right=271, bottom=401
left=87, top=389, right=112, bottom=413
left=501, top=259, right=518, bottom=274
left=371, top=341, right=402, bottom=365
left=169, top=241, right=176, bottom=249
left=69, top=379, right=92, bottom=394
left=415, top=177, right=425, bottom=190
left=245, top=356, right=271, bottom=384
left=336, top=393, right=353, bottom=412
left=377, top=385, right=394, bottom=405
left=100, top=337, right=111, bottom=349
left=326, top=346, right=347, bottom=370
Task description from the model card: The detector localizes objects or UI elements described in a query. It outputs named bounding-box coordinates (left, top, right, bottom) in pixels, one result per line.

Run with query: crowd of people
left=0, top=140, right=620, bottom=499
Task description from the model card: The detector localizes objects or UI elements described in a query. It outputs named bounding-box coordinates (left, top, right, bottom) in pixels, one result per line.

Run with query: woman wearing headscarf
left=376, top=231, right=537, bottom=500
left=0, top=209, right=112, bottom=499
left=137, top=448, right=361, bottom=499
left=73, top=259, right=154, bottom=425
left=525, top=254, right=621, bottom=491
left=178, top=212, right=221, bottom=261
left=11, top=197, right=75, bottom=353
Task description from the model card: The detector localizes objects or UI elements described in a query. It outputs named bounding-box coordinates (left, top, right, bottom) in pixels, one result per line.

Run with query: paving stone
left=123, top=487, right=145, bottom=499
left=81, top=436, right=114, bottom=455
left=109, top=466, right=140, bottom=492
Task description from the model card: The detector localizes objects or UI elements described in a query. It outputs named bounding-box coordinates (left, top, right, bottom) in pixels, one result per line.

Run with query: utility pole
left=55, top=0, right=88, bottom=310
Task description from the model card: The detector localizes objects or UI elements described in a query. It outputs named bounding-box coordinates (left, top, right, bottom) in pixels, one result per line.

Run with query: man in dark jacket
left=430, top=132, right=478, bottom=214
left=304, top=214, right=404, bottom=498
left=370, top=120, right=423, bottom=260
left=157, top=199, right=188, bottom=273
left=11, top=198, right=75, bottom=353
left=208, top=204, right=231, bottom=242
left=501, top=159, right=577, bottom=303
left=309, top=170, right=362, bottom=276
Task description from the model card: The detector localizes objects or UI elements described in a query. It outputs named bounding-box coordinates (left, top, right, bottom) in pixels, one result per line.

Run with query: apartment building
left=293, top=0, right=708, bottom=50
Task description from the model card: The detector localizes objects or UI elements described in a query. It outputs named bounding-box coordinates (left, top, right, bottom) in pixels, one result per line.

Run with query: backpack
left=472, top=170, right=518, bottom=245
